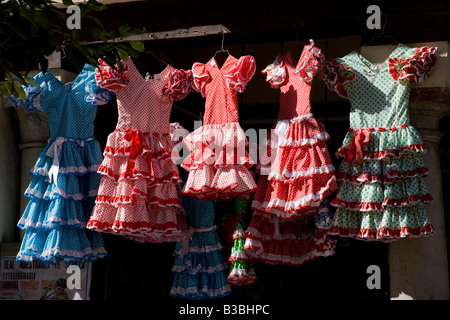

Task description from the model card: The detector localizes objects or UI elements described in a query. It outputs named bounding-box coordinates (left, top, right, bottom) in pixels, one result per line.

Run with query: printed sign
left=0, top=256, right=91, bottom=300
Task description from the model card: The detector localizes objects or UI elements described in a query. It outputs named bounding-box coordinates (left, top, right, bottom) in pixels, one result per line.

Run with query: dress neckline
left=44, top=63, right=92, bottom=90
left=128, top=57, right=172, bottom=83
left=353, top=43, right=405, bottom=68
left=280, top=51, right=299, bottom=69
left=209, top=54, right=235, bottom=71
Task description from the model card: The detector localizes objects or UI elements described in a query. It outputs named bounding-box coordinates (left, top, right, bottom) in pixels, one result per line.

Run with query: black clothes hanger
left=213, top=30, right=230, bottom=68
left=353, top=11, right=401, bottom=71
left=357, top=11, right=400, bottom=52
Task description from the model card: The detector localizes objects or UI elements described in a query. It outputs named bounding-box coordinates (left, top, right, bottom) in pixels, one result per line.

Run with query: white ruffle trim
left=262, top=55, right=287, bottom=88
left=174, top=243, right=224, bottom=256
left=171, top=262, right=229, bottom=275
left=170, top=285, right=231, bottom=298
left=268, top=164, right=335, bottom=181
left=17, top=217, right=87, bottom=230
left=228, top=268, right=257, bottom=277
left=252, top=175, right=337, bottom=216
left=229, top=250, right=251, bottom=260
left=244, top=238, right=335, bottom=265
left=25, top=187, right=97, bottom=201
left=30, top=164, right=100, bottom=176
left=245, top=226, right=313, bottom=241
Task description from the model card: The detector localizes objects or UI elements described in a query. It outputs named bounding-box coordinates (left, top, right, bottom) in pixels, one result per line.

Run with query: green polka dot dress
left=227, top=197, right=257, bottom=286
left=320, top=44, right=439, bottom=241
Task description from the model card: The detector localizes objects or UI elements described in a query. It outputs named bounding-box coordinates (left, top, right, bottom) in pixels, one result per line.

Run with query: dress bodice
left=17, top=64, right=113, bottom=140
left=262, top=40, right=326, bottom=120
left=191, top=55, right=256, bottom=125
left=323, top=44, right=439, bottom=129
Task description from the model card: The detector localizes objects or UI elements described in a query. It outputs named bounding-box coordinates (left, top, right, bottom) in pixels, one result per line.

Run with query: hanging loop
left=214, top=28, right=230, bottom=57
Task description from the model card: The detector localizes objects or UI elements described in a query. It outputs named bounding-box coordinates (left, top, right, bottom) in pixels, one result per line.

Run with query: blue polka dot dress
left=10, top=64, right=114, bottom=264
left=170, top=196, right=231, bottom=299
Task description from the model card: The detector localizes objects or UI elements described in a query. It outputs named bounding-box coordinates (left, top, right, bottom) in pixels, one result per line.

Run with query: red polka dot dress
left=181, top=55, right=257, bottom=200
left=244, top=40, right=337, bottom=265
left=86, top=58, right=193, bottom=243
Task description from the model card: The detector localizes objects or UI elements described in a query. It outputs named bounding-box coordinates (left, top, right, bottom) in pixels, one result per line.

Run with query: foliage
left=0, top=0, right=145, bottom=99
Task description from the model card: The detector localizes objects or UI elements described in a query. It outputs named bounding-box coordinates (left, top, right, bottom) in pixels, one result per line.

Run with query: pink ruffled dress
left=87, top=58, right=193, bottom=243
left=244, top=40, right=337, bottom=265
left=181, top=55, right=258, bottom=200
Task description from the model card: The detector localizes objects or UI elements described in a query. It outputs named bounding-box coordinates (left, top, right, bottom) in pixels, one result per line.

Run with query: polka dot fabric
left=12, top=64, right=112, bottom=264
left=244, top=40, right=337, bottom=265
left=87, top=58, right=191, bottom=243
left=170, top=196, right=232, bottom=299
left=181, top=55, right=258, bottom=200
left=244, top=211, right=336, bottom=266
left=252, top=42, right=338, bottom=218
left=321, top=44, right=438, bottom=241
left=227, top=197, right=257, bottom=286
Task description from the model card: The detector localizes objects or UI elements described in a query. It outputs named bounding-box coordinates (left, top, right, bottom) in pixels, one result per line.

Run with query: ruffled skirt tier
left=244, top=211, right=336, bottom=266
left=181, top=122, right=257, bottom=200
left=86, top=129, right=188, bottom=242
left=330, top=125, right=434, bottom=241
left=170, top=217, right=231, bottom=299
left=227, top=217, right=257, bottom=286
left=252, top=114, right=338, bottom=218
left=17, top=139, right=107, bottom=264
left=244, top=114, right=337, bottom=266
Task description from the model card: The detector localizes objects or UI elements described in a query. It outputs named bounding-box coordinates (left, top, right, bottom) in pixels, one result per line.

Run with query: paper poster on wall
left=0, top=256, right=91, bottom=300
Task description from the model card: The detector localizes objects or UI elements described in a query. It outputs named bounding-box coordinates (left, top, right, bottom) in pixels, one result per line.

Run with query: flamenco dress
left=181, top=54, right=257, bottom=200
left=170, top=194, right=231, bottom=299
left=87, top=58, right=193, bottom=243
left=244, top=40, right=337, bottom=265
left=319, top=43, right=438, bottom=241
left=226, top=197, right=257, bottom=286
left=10, top=64, right=112, bottom=264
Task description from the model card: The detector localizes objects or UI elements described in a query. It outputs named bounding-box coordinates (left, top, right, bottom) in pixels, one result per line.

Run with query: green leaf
left=92, top=27, right=108, bottom=42
left=116, top=46, right=129, bottom=62
left=26, top=76, right=37, bottom=87
left=128, top=41, right=144, bottom=52
left=33, top=10, right=49, bottom=29
left=125, top=46, right=139, bottom=59
left=102, top=29, right=116, bottom=38
left=129, top=28, right=146, bottom=36
left=117, top=60, right=124, bottom=71
left=13, top=84, right=26, bottom=101
left=118, top=24, right=131, bottom=38
left=0, top=83, right=9, bottom=98
left=85, top=15, right=103, bottom=28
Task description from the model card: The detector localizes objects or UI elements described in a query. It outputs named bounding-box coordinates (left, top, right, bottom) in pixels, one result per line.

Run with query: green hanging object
left=227, top=197, right=257, bottom=286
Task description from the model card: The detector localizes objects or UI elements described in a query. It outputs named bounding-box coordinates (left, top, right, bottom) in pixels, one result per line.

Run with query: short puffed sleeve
left=162, top=69, right=195, bottom=101
left=388, top=46, right=438, bottom=83
left=9, top=72, right=50, bottom=111
left=85, top=80, right=115, bottom=106
left=224, top=55, right=256, bottom=93
left=262, top=56, right=287, bottom=88
left=295, top=39, right=326, bottom=84
left=191, top=62, right=210, bottom=97
left=95, top=58, right=130, bottom=91
left=318, top=58, right=355, bottom=99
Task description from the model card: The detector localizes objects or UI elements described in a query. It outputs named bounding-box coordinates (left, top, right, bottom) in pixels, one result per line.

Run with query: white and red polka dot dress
left=244, top=40, right=337, bottom=265
left=87, top=58, right=193, bottom=243
left=181, top=55, right=258, bottom=200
